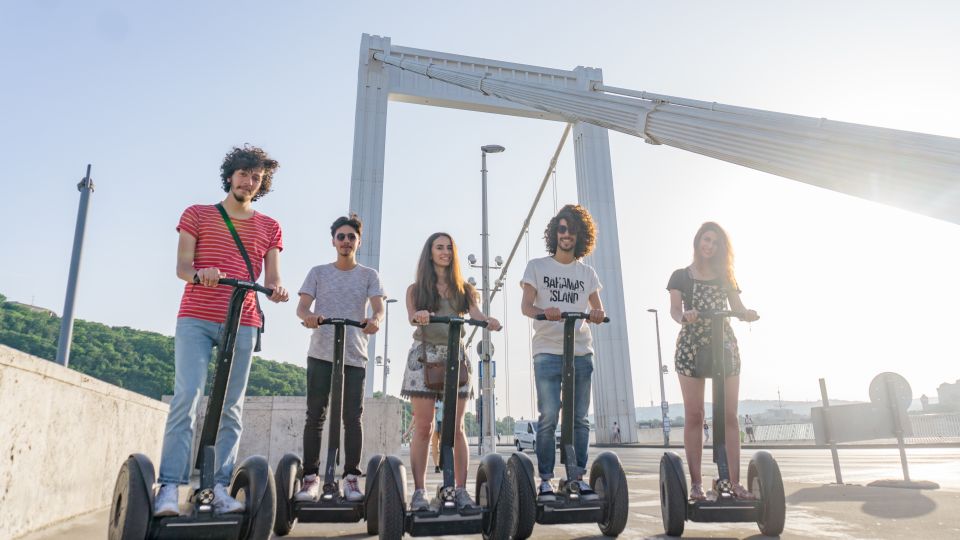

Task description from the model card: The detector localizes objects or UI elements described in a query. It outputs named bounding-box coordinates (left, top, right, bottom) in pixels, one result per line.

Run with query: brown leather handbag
left=420, top=335, right=468, bottom=391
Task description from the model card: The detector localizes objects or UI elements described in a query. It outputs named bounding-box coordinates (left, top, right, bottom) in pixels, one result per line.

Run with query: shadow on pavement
left=787, top=484, right=936, bottom=518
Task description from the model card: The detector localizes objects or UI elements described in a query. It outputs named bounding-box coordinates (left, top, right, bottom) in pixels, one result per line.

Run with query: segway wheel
left=507, top=454, right=536, bottom=540
left=659, top=452, right=687, bottom=537
left=232, top=456, right=277, bottom=540
left=365, top=454, right=384, bottom=536
left=748, top=451, right=785, bottom=536
left=477, top=456, right=517, bottom=540
left=379, top=463, right=405, bottom=540
left=273, top=454, right=301, bottom=536
left=108, top=455, right=154, bottom=540
left=590, top=453, right=629, bottom=537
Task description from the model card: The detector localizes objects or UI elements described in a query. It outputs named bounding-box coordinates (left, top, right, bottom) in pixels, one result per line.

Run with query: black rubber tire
left=507, top=456, right=536, bottom=540
left=591, top=459, right=629, bottom=537
left=233, top=458, right=277, bottom=540
left=516, top=441, right=522, bottom=452
left=108, top=456, right=154, bottom=540
left=379, top=464, right=405, bottom=540
left=748, top=451, right=786, bottom=536
left=659, top=453, right=686, bottom=537
left=273, top=454, right=301, bottom=536
left=478, top=458, right=517, bottom=540
left=365, top=454, right=383, bottom=536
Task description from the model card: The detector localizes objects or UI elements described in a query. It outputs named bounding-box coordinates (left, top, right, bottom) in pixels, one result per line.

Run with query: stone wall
left=0, top=345, right=168, bottom=539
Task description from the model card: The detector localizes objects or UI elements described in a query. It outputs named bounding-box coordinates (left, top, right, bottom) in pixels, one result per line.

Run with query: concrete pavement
left=20, top=447, right=960, bottom=539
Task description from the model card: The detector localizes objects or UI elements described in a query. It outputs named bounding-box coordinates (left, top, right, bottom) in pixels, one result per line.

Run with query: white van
left=513, top=419, right=538, bottom=452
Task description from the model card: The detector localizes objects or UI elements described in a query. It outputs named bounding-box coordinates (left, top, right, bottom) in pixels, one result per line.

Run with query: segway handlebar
left=696, top=309, right=749, bottom=320
left=318, top=317, right=367, bottom=328
left=193, top=276, right=275, bottom=296
left=535, top=312, right=610, bottom=323
left=413, top=315, right=490, bottom=328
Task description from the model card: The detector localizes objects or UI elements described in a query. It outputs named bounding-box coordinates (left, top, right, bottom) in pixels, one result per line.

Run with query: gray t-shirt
left=299, top=263, right=385, bottom=367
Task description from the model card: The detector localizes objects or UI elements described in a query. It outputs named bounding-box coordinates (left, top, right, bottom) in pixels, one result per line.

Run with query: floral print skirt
left=400, top=341, right=474, bottom=399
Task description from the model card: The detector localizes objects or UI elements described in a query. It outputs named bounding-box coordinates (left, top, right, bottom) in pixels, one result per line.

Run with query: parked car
left=514, top=419, right=537, bottom=452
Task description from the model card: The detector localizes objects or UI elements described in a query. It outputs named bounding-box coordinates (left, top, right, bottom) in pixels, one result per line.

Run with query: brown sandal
left=732, top=483, right=756, bottom=499
left=689, top=483, right=706, bottom=501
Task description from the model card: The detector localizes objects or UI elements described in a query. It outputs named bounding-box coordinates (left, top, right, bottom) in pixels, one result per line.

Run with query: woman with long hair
left=667, top=222, right=759, bottom=500
left=400, top=232, right=502, bottom=511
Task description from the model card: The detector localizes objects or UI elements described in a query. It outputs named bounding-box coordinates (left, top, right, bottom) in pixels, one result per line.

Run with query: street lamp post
left=382, top=298, right=397, bottom=395
left=647, top=308, right=670, bottom=447
left=479, top=144, right=504, bottom=455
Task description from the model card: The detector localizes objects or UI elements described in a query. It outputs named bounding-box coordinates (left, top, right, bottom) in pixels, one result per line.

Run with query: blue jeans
left=158, top=318, right=255, bottom=486
left=533, top=353, right=593, bottom=480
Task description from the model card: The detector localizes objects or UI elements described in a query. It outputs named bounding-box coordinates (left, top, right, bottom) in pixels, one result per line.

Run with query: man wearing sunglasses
left=520, top=204, right=605, bottom=502
left=295, top=214, right=386, bottom=502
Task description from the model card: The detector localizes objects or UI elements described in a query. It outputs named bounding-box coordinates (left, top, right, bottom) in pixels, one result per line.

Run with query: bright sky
left=3, top=1, right=959, bottom=421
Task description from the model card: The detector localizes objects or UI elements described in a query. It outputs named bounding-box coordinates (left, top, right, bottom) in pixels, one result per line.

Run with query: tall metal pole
left=480, top=149, right=495, bottom=455
left=56, top=165, right=95, bottom=367
left=648, top=309, right=669, bottom=446
left=382, top=298, right=396, bottom=395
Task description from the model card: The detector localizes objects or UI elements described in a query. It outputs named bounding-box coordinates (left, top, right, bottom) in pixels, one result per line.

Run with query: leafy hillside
left=0, top=293, right=306, bottom=399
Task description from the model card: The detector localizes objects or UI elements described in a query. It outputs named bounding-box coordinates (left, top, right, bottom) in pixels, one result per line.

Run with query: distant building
left=7, top=301, right=58, bottom=317
left=937, top=380, right=960, bottom=412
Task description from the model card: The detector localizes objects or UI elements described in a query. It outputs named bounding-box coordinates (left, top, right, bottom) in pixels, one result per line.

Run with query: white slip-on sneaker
left=213, top=483, right=245, bottom=514
left=154, top=484, right=180, bottom=517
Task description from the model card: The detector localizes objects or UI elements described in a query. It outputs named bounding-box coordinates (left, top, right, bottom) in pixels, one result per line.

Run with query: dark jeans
left=303, top=357, right=365, bottom=477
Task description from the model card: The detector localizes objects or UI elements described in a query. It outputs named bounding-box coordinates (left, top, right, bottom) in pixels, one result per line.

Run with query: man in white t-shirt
left=294, top=214, right=385, bottom=503
left=520, top=204, right=605, bottom=502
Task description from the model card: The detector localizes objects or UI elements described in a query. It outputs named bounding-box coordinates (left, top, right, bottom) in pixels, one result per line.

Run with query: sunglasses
left=336, top=232, right=358, bottom=241
left=557, top=225, right=577, bottom=235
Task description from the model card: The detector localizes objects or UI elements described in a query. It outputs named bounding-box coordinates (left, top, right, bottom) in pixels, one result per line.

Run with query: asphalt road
left=23, top=446, right=960, bottom=539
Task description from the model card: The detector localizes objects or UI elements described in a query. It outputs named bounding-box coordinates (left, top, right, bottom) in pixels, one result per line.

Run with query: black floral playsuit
left=675, top=276, right=741, bottom=378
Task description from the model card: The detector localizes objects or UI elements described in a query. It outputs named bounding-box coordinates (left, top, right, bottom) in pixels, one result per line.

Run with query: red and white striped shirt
left=176, top=204, right=283, bottom=326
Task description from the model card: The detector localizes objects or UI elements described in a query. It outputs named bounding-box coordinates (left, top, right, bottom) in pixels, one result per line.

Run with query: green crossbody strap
left=215, top=203, right=264, bottom=352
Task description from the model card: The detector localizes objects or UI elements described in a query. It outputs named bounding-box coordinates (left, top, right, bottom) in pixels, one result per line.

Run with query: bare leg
left=410, top=397, right=436, bottom=490
left=454, top=396, right=469, bottom=487
left=724, top=376, right=742, bottom=484
left=678, top=375, right=706, bottom=485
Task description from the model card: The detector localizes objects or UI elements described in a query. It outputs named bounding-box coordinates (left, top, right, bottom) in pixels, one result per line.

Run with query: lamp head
left=481, top=145, right=505, bottom=154
left=647, top=308, right=657, bottom=313
left=467, top=253, right=477, bottom=265
left=494, top=255, right=504, bottom=266
left=468, top=276, right=477, bottom=286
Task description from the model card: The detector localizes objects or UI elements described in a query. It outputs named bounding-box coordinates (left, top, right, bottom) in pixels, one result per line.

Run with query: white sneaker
left=343, top=474, right=364, bottom=502
left=154, top=484, right=180, bottom=517
left=295, top=474, right=321, bottom=502
left=213, top=483, right=245, bottom=514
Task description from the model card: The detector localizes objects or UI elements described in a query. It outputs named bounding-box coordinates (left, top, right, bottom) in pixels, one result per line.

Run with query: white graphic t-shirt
left=520, top=256, right=602, bottom=356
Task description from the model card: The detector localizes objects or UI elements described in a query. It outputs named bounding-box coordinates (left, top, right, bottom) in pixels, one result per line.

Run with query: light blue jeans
left=533, top=353, right=593, bottom=480
left=158, top=318, right=255, bottom=486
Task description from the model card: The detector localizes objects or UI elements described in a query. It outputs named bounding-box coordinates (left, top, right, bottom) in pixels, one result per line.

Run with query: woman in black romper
left=667, top=222, right=759, bottom=500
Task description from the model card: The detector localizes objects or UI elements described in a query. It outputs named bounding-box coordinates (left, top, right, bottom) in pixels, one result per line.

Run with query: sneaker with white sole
left=213, top=483, right=245, bottom=514
left=410, top=488, right=429, bottom=511
left=295, top=474, right=320, bottom=502
left=454, top=486, right=479, bottom=513
left=538, top=480, right=556, bottom=502
left=343, top=474, right=364, bottom=502
left=154, top=484, right=180, bottom=517
left=576, top=479, right=599, bottom=501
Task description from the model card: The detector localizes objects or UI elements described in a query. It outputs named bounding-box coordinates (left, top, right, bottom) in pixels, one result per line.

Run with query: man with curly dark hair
left=154, top=145, right=290, bottom=517
left=520, top=203, right=606, bottom=502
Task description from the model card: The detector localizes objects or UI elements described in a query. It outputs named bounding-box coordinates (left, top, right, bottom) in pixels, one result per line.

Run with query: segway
left=377, top=316, right=516, bottom=539
left=659, top=309, right=785, bottom=537
left=273, top=317, right=384, bottom=536
left=108, top=278, right=277, bottom=540
left=509, top=312, right=629, bottom=538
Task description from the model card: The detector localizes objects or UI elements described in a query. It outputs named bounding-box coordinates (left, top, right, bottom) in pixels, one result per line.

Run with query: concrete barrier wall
left=185, top=395, right=403, bottom=472
left=0, top=345, right=168, bottom=539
